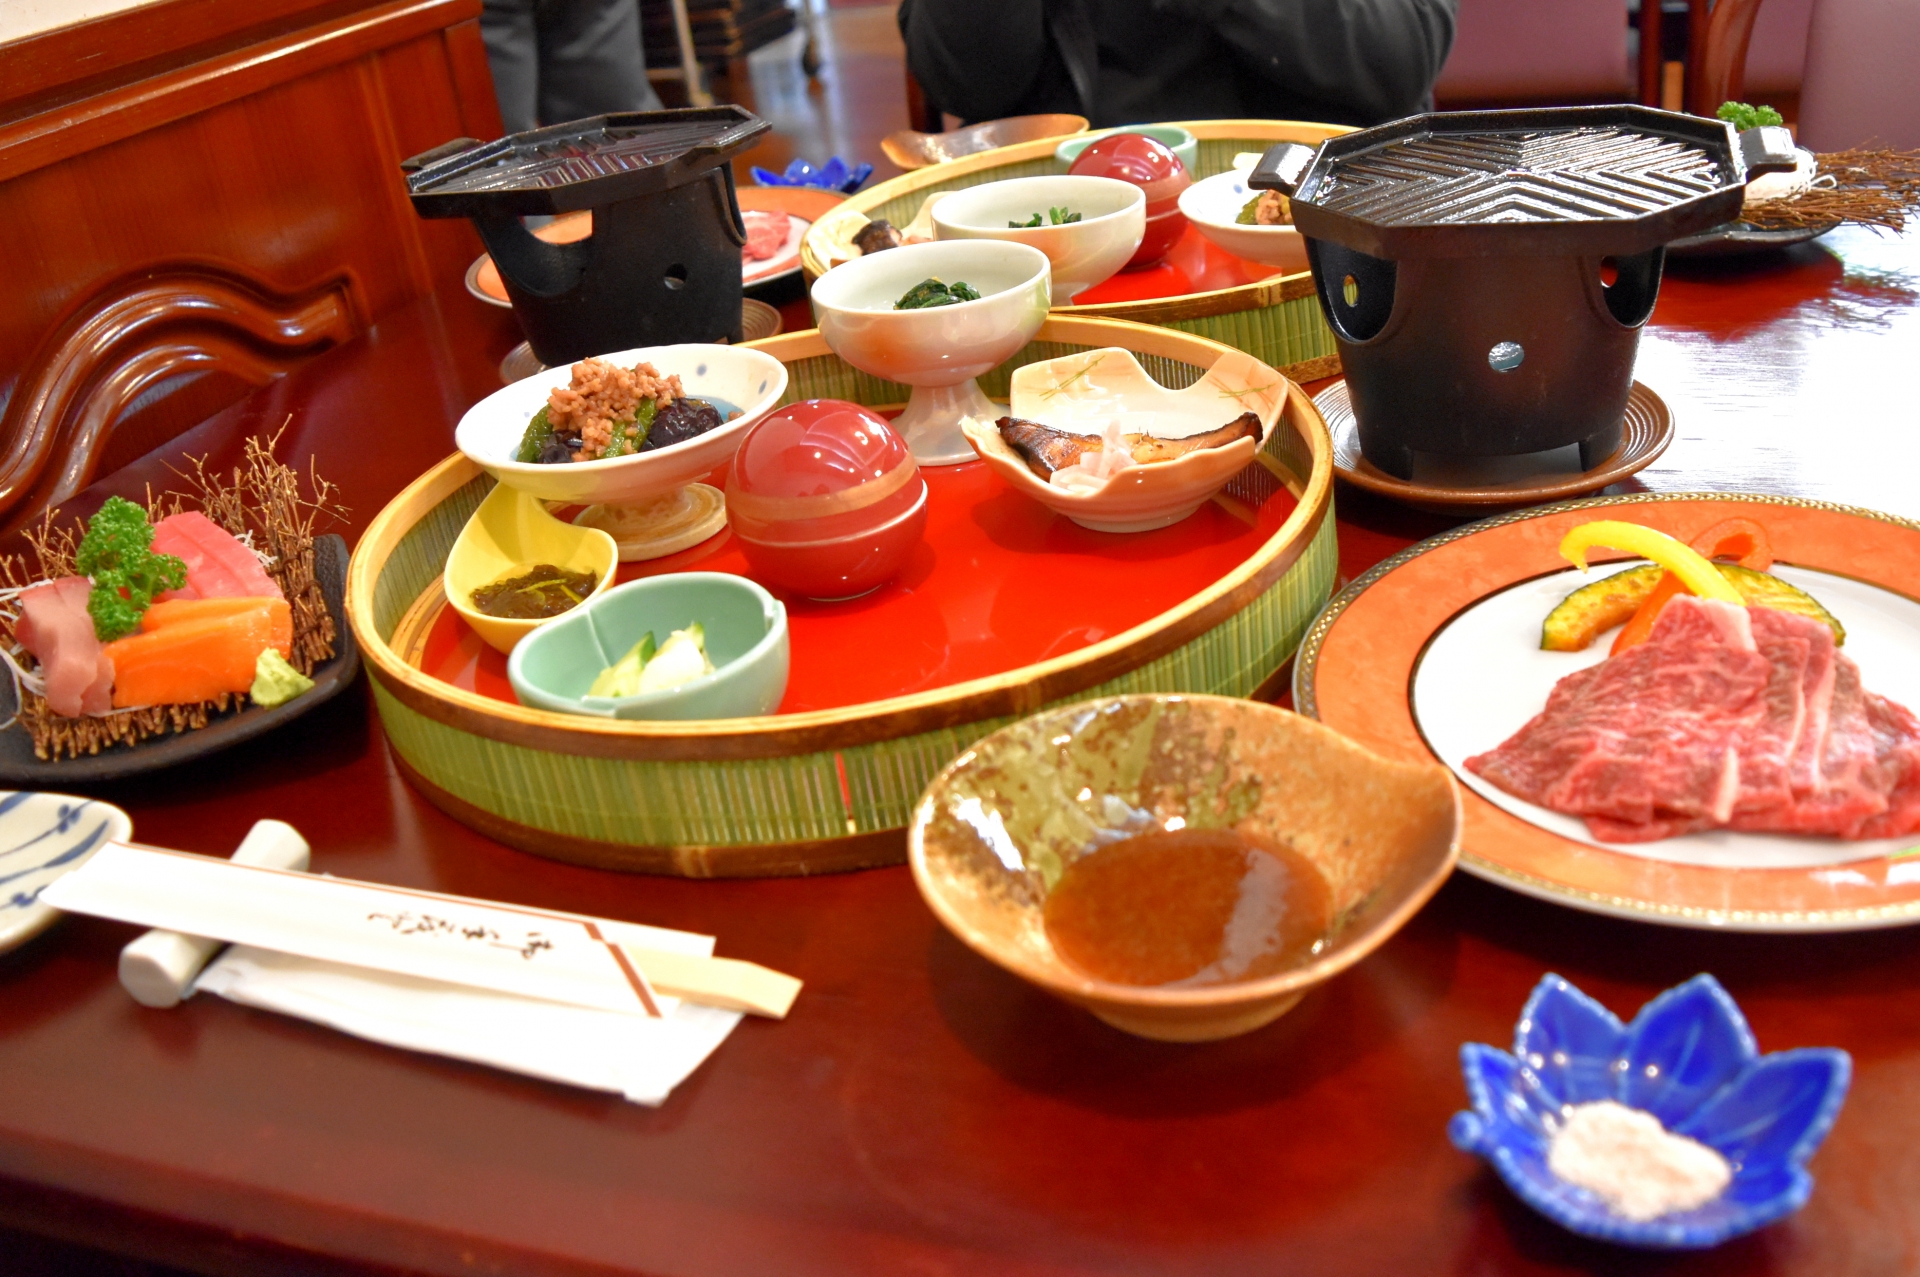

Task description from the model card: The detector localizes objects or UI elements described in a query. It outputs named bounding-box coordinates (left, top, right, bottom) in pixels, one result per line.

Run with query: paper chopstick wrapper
left=193, top=946, right=745, bottom=1106
left=46, top=842, right=802, bottom=1019
left=42, top=841, right=801, bottom=1104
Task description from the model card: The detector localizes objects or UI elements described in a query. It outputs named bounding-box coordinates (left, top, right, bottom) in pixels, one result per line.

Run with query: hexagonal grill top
left=406, top=106, right=768, bottom=217
left=1280, top=106, right=1758, bottom=258
left=1316, top=128, right=1725, bottom=226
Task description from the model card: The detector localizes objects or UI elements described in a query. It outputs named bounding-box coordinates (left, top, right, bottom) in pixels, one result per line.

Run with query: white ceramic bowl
left=811, top=240, right=1051, bottom=465
left=1178, top=171, right=1308, bottom=272
left=931, top=176, right=1145, bottom=301
left=453, top=344, right=789, bottom=506
left=961, top=346, right=1287, bottom=533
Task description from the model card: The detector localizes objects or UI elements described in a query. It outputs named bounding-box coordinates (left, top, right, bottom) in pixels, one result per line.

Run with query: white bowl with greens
left=453, top=344, right=789, bottom=507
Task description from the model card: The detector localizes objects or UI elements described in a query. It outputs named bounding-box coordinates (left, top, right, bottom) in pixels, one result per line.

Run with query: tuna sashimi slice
left=14, top=576, right=112, bottom=717
left=151, top=512, right=282, bottom=602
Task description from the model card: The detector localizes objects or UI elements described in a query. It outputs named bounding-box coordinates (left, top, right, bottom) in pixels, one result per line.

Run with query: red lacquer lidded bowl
left=725, top=399, right=929, bottom=601
left=1068, top=133, right=1192, bottom=269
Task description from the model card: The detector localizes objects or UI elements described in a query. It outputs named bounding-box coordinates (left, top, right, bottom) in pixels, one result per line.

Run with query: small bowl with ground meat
left=1177, top=171, right=1307, bottom=272
left=454, top=344, right=789, bottom=507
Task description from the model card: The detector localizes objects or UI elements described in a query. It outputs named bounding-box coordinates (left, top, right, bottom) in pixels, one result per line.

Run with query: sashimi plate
left=0, top=535, right=360, bottom=784
left=1295, top=493, right=1920, bottom=932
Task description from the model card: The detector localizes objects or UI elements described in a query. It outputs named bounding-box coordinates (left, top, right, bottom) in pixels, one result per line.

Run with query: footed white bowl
left=810, top=239, right=1050, bottom=466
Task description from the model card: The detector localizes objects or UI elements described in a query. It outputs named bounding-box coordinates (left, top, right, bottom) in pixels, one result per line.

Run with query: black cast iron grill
left=1252, top=107, right=1795, bottom=481
left=404, top=107, right=770, bottom=364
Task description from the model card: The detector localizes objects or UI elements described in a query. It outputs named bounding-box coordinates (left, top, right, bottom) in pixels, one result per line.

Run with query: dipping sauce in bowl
left=1042, top=827, right=1333, bottom=987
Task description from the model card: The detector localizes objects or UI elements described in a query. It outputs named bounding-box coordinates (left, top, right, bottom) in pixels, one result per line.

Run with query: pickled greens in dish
left=587, top=624, right=711, bottom=698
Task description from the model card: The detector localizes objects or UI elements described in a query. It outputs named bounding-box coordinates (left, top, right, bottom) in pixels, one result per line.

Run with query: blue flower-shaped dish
left=1450, top=973, right=1850, bottom=1249
left=751, top=155, right=873, bottom=194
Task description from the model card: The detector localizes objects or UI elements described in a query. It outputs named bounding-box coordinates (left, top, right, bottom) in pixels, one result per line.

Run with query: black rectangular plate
left=0, top=534, right=360, bottom=784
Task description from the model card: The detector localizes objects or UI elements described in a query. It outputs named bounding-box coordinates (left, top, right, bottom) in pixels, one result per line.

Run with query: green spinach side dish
left=895, top=277, right=984, bottom=310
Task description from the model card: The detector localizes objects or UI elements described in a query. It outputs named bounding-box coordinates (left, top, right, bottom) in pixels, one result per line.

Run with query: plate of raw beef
left=1295, top=494, right=1920, bottom=932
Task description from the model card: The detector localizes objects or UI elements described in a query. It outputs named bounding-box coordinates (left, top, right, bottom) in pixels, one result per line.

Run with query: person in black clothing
left=898, top=0, right=1457, bottom=129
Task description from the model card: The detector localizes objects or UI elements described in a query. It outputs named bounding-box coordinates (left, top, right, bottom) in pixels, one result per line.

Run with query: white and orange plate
left=1295, top=492, right=1920, bottom=932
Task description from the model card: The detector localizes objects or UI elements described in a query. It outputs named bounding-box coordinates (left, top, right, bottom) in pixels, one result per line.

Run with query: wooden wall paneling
left=0, top=0, right=483, bottom=185
left=0, top=0, right=500, bottom=530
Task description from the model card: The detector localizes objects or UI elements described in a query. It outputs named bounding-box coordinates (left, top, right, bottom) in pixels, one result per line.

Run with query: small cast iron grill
left=1252, top=107, right=1795, bottom=481
left=404, top=107, right=770, bottom=364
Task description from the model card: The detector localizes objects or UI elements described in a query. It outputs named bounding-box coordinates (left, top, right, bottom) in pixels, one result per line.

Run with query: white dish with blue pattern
left=0, top=790, right=133, bottom=953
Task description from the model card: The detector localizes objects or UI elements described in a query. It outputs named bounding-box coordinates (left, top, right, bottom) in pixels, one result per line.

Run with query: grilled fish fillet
left=995, top=413, right=1262, bottom=480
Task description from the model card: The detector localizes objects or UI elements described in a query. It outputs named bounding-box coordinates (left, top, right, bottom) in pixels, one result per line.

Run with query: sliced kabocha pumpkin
left=1541, top=561, right=1844, bottom=650
left=1541, top=563, right=1665, bottom=651
left=1719, top=563, right=1846, bottom=643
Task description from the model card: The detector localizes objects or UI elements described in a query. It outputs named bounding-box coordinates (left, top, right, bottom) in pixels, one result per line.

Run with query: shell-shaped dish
left=961, top=346, right=1289, bottom=533
left=453, top=344, right=789, bottom=507
left=1450, top=973, right=1851, bottom=1248
left=909, top=694, right=1459, bottom=1041
left=1178, top=170, right=1308, bottom=271
left=507, top=573, right=788, bottom=721
left=445, top=482, right=619, bottom=654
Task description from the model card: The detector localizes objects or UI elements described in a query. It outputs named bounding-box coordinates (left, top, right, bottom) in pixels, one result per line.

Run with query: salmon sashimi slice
left=104, top=607, right=277, bottom=708
left=141, top=597, right=291, bottom=657
left=151, top=511, right=283, bottom=601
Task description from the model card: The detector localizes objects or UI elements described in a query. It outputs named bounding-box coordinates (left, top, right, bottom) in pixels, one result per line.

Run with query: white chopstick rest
left=117, top=820, right=310, bottom=1008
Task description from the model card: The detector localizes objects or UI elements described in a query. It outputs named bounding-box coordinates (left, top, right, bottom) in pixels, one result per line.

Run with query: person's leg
left=533, top=0, right=665, bottom=127
left=479, top=0, right=541, bottom=135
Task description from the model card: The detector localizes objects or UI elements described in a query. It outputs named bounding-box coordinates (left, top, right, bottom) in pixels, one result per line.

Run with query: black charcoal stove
left=1251, top=107, right=1795, bottom=480
left=403, top=107, right=770, bottom=366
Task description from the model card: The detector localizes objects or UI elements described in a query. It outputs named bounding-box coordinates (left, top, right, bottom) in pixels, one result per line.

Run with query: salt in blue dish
left=0, top=790, right=133, bottom=953
left=751, top=155, right=873, bottom=194
left=1449, top=972, right=1850, bottom=1249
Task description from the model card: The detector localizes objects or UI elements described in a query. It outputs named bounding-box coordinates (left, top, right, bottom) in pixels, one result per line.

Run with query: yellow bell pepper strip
left=1558, top=521, right=1743, bottom=605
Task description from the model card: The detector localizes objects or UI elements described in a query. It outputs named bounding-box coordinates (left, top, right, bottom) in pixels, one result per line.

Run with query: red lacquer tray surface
left=1070, top=222, right=1285, bottom=305
left=419, top=459, right=1298, bottom=713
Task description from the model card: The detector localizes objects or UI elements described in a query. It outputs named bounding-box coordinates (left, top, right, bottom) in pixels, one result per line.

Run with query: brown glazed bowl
left=908, top=694, right=1460, bottom=1041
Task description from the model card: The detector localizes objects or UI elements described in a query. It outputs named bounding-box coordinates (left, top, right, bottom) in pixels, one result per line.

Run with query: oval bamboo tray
left=347, top=317, right=1337, bottom=878
left=801, top=119, right=1355, bottom=382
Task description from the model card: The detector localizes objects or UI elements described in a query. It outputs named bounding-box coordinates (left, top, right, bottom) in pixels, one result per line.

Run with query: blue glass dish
left=1450, top=973, right=1850, bottom=1248
left=751, top=155, right=873, bottom=194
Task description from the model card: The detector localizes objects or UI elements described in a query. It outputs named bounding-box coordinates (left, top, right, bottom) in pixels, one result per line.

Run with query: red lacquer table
left=4, top=228, right=1920, bottom=1277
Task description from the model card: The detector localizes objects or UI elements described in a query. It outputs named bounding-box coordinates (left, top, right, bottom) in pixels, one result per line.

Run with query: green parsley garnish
left=1717, top=101, right=1785, bottom=132
left=75, top=496, right=187, bottom=642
